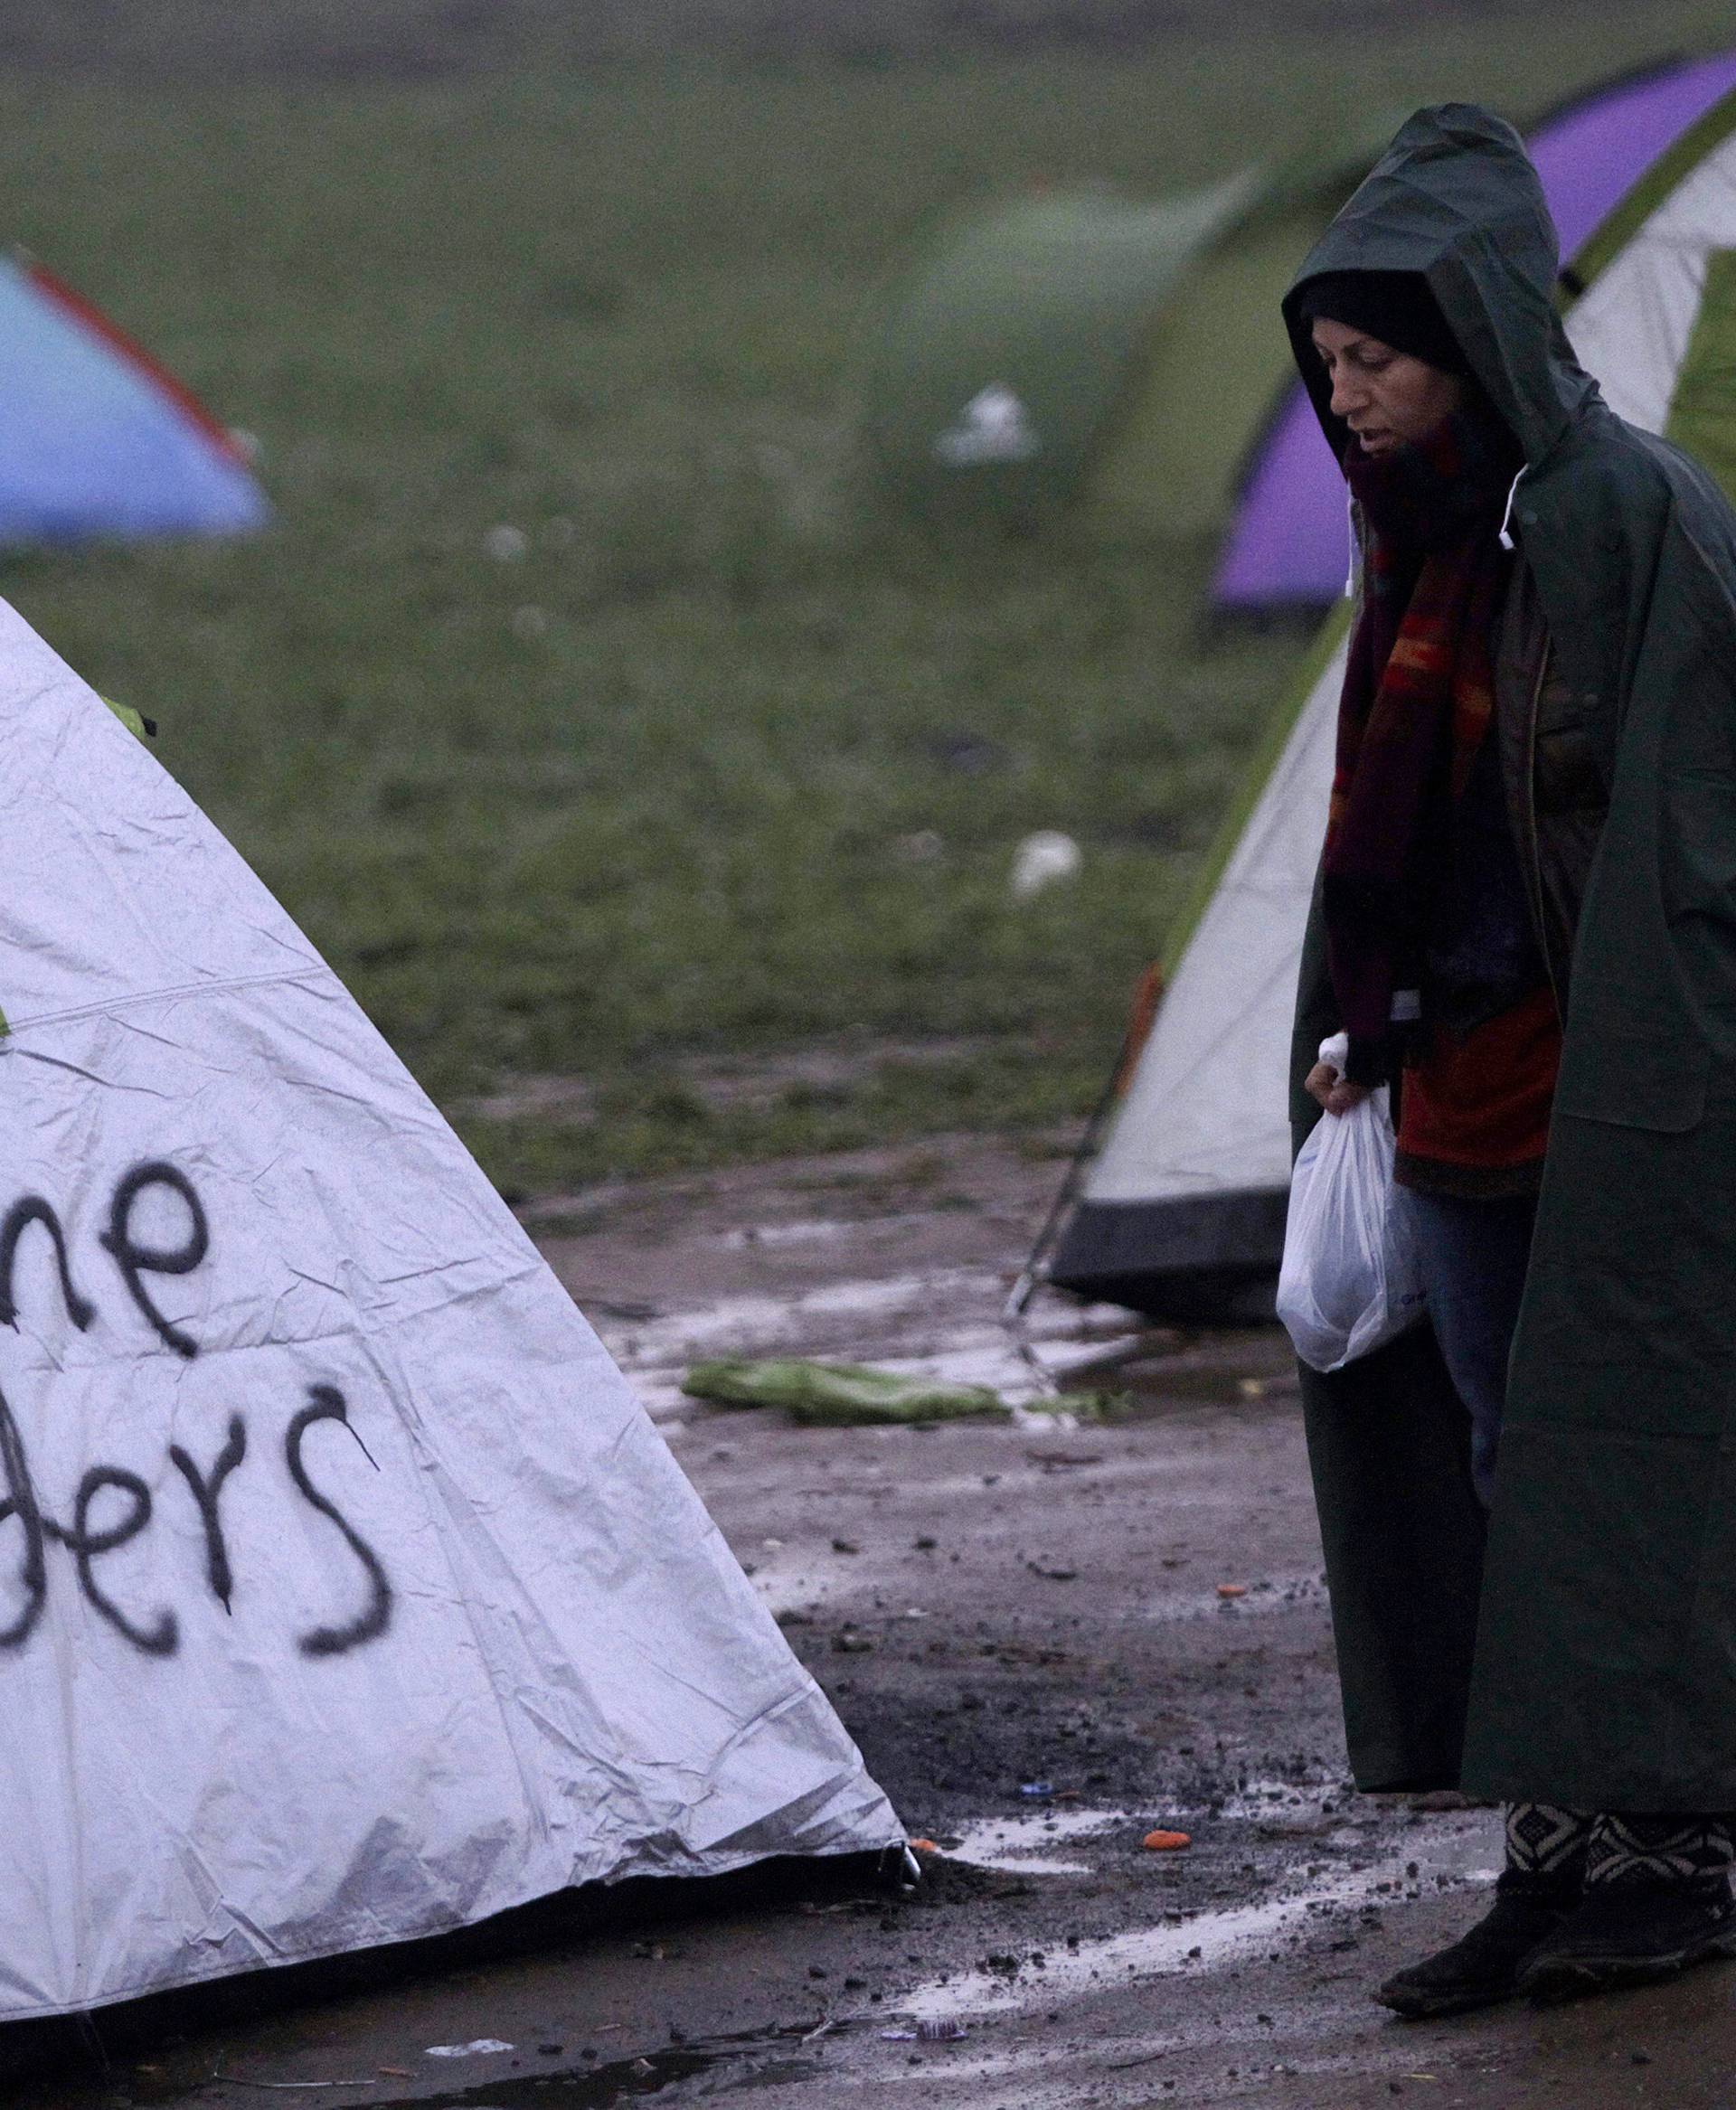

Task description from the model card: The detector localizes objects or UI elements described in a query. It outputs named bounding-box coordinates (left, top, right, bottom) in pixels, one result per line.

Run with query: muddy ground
left=24, top=1133, right=1736, bottom=2108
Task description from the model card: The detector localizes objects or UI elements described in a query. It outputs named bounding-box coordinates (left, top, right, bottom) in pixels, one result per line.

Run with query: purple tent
left=1212, top=53, right=1736, bottom=614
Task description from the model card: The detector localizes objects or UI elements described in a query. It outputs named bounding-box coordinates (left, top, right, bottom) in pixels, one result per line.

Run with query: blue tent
left=0, top=255, right=268, bottom=546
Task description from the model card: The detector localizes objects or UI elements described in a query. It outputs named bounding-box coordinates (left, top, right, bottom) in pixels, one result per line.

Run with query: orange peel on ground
left=1143, top=1828, right=1193, bottom=1851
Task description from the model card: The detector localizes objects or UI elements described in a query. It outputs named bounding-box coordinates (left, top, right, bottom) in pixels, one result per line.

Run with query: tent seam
left=2, top=964, right=330, bottom=1038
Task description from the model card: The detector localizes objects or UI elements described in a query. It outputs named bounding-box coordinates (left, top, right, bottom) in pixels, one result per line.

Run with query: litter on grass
left=1009, top=830, right=1082, bottom=900
left=425, top=2040, right=514, bottom=2058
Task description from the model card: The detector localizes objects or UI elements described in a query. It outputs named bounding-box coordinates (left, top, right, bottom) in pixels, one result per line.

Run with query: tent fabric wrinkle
left=0, top=599, right=898, bottom=2023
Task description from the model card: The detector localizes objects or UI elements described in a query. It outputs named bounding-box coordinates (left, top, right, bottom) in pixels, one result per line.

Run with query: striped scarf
left=1323, top=406, right=1520, bottom=1079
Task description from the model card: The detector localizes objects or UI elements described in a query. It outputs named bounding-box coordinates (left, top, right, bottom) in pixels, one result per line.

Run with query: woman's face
left=1309, top=318, right=1465, bottom=458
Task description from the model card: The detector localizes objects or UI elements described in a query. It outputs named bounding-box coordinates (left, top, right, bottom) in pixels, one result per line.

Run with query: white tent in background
left=1043, top=89, right=1736, bottom=1322
left=0, top=605, right=897, bottom=2025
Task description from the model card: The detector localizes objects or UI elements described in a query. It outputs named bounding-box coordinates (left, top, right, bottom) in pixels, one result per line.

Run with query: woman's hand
left=1306, top=1060, right=1373, bottom=1117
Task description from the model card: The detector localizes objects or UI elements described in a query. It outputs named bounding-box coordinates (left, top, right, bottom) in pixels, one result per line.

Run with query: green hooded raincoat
left=1287, top=105, right=1736, bottom=1813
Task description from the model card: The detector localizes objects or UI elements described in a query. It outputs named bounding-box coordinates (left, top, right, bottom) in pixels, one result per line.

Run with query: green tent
left=857, top=131, right=1396, bottom=542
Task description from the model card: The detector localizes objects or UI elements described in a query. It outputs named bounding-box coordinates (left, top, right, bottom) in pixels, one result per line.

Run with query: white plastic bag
left=1277, top=1034, right=1426, bottom=1372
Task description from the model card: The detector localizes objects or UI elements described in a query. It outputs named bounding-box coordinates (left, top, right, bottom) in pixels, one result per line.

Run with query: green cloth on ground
left=682, top=1358, right=1010, bottom=1425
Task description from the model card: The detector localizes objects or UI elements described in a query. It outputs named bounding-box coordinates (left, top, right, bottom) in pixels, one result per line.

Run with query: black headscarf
left=1296, top=269, right=1472, bottom=377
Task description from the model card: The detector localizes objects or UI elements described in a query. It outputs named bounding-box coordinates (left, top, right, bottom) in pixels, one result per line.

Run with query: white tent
left=0, top=604, right=897, bottom=2024
left=1046, top=90, right=1736, bottom=1321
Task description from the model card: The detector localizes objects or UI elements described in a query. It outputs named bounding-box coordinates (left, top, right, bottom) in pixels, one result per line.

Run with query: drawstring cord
left=1497, top=467, right=1526, bottom=551
left=1346, top=462, right=1526, bottom=582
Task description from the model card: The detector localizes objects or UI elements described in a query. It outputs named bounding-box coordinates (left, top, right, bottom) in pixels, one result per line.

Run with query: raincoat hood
left=1283, top=104, right=1600, bottom=470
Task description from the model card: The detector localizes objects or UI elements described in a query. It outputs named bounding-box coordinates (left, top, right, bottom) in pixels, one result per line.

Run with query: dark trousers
left=1392, top=1187, right=1537, bottom=1509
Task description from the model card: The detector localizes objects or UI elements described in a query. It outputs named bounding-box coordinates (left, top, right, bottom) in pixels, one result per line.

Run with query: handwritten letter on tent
left=0, top=601, right=896, bottom=2021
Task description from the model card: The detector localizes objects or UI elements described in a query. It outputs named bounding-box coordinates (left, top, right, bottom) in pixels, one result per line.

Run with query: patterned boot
left=1373, top=1803, right=1589, bottom=2019
left=1518, top=1813, right=1736, bottom=2003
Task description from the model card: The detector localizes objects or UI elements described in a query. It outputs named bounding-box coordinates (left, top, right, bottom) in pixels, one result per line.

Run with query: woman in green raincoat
left=1286, top=103, right=1736, bottom=2012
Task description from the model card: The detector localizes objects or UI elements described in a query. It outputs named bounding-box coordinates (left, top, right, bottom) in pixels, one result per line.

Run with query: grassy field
left=0, top=0, right=1703, bottom=77
left=2, top=1, right=1730, bottom=1192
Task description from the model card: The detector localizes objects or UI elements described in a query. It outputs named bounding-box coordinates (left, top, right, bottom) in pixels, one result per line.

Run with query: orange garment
left=1394, top=984, right=1561, bottom=1197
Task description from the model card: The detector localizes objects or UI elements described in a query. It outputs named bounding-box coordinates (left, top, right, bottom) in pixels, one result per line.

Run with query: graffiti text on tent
left=0, top=1161, right=393, bottom=1662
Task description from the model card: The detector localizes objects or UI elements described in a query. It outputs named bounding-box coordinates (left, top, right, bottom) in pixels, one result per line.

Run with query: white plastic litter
left=1009, top=830, right=1082, bottom=900
left=933, top=382, right=1041, bottom=466
left=426, top=2042, right=514, bottom=2058
left=1276, top=1034, right=1425, bottom=1371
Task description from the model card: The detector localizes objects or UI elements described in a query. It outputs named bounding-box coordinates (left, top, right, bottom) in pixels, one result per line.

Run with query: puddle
left=1211, top=1775, right=1348, bottom=1823
left=1118, top=1364, right=1297, bottom=1409
left=596, top=1266, right=1160, bottom=1421
left=899, top=1810, right=1499, bottom=2021
left=948, top=1806, right=1130, bottom=1875
left=598, top=1268, right=1010, bottom=1417
left=714, top=1211, right=1011, bottom=1252
left=590, top=1249, right=1286, bottom=1433
left=716, top=1219, right=858, bottom=1250
left=609, top=1268, right=999, bottom=1355
left=364, top=2029, right=828, bottom=2107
